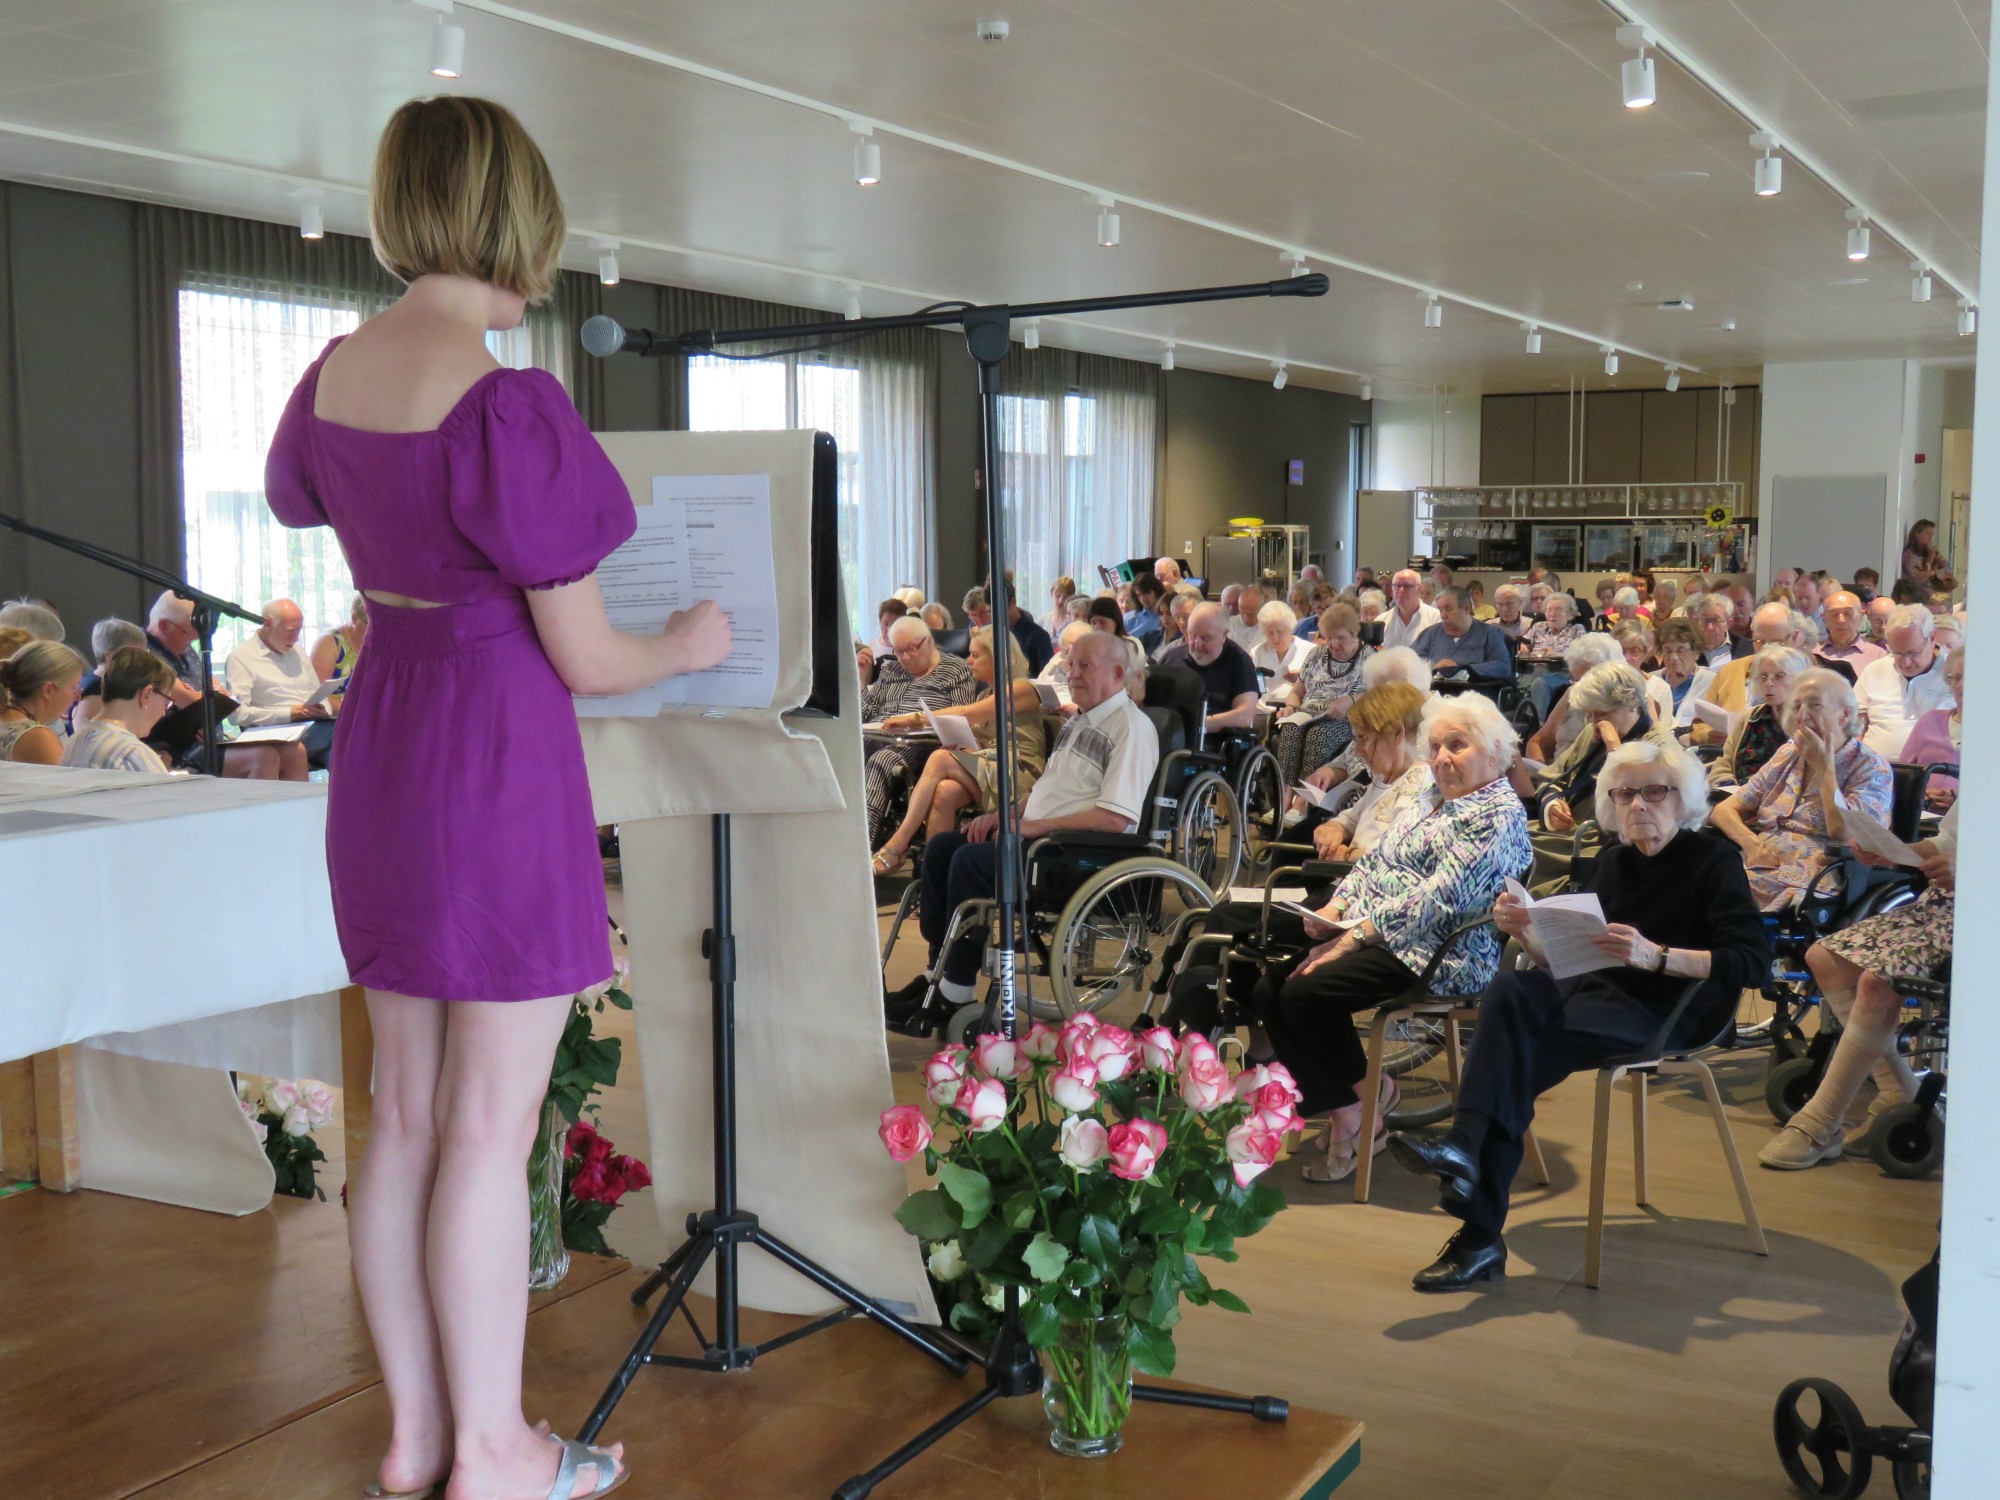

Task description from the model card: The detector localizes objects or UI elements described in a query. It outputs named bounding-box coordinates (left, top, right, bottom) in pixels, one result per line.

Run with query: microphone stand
left=0, top=509, right=258, bottom=776
left=580, top=275, right=1323, bottom=1498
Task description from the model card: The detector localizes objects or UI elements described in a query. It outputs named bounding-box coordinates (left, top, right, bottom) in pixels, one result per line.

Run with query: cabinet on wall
left=1480, top=387, right=1759, bottom=509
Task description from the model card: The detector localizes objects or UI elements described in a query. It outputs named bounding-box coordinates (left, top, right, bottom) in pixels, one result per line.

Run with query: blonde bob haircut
left=370, top=96, right=565, bottom=303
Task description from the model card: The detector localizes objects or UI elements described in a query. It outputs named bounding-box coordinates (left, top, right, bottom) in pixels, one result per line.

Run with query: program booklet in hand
left=1503, top=877, right=1620, bottom=980
left=921, top=707, right=980, bottom=750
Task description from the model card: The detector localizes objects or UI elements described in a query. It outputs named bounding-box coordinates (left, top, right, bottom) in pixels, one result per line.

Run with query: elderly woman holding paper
left=1251, top=692, right=1532, bottom=1183
left=1388, top=739, right=1770, bottom=1292
left=1759, top=799, right=1959, bottom=1169
left=1270, top=602, right=1373, bottom=786
left=861, top=614, right=979, bottom=849
left=869, top=626, right=1047, bottom=875
left=1710, top=667, right=1893, bottom=911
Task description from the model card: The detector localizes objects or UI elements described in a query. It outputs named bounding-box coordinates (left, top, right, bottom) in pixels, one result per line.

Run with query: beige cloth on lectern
left=579, top=430, right=933, bottom=1321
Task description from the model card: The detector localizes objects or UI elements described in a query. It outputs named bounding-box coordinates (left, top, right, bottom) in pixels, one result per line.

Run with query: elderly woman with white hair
left=1709, top=645, right=1809, bottom=790
left=860, top=615, right=979, bottom=848
left=1526, top=662, right=1678, bottom=836
left=1491, top=583, right=1529, bottom=644
left=1711, top=667, right=1893, bottom=911
left=1296, top=643, right=1431, bottom=795
left=1251, top=692, right=1532, bottom=1182
left=1272, top=601, right=1373, bottom=785
left=1388, top=738, right=1769, bottom=1291
left=1519, top=590, right=1583, bottom=662
left=1643, top=616, right=1718, bottom=732
left=1524, top=631, right=1625, bottom=763
left=1252, top=598, right=1313, bottom=693
left=1355, top=588, right=1388, bottom=627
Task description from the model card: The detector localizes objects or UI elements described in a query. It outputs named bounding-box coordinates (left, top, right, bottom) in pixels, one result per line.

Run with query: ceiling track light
left=849, top=121, right=881, bottom=186
left=1271, top=363, right=1288, bottom=391
left=1601, top=346, right=1620, bottom=377
left=1665, top=367, right=1681, bottom=392
left=1959, top=300, right=1978, bottom=337
left=1617, top=24, right=1656, bottom=108
left=843, top=287, right=862, bottom=321
left=1750, top=131, right=1782, bottom=196
left=1160, top=345, right=1174, bottom=372
left=298, top=199, right=324, bottom=240
left=1095, top=193, right=1120, bottom=247
left=1522, top=323, right=1542, bottom=355
left=1360, top=380, right=1373, bottom=402
left=1423, top=295, right=1442, bottom=330
left=1022, top=319, right=1040, bottom=350
left=429, top=15, right=465, bottom=80
left=1911, top=263, right=1934, bottom=303
left=1285, top=249, right=1309, bottom=277
left=1845, top=207, right=1871, bottom=261
left=592, top=238, right=619, bottom=286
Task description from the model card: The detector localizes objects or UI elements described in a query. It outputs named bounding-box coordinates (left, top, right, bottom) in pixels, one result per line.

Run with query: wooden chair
left=1581, top=982, right=1768, bottom=1288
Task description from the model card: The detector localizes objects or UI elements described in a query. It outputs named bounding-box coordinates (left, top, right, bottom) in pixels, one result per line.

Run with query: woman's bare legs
left=923, top=775, right=977, bottom=841
left=431, top=995, right=623, bottom=1500
left=350, top=990, right=454, bottom=1494
left=875, top=750, right=978, bottom=865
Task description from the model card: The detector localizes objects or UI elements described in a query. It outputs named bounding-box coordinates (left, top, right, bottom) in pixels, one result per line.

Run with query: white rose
left=300, top=1082, right=337, bottom=1130
left=926, top=1240, right=967, bottom=1282
left=981, top=1280, right=1007, bottom=1312
left=263, top=1080, right=301, bottom=1116
left=281, top=1103, right=311, bottom=1138
left=249, top=1117, right=268, bottom=1145
left=235, top=1077, right=252, bottom=1103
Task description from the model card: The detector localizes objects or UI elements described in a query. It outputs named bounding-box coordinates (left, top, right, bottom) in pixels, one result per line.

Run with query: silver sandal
left=545, top=1433, right=628, bottom=1499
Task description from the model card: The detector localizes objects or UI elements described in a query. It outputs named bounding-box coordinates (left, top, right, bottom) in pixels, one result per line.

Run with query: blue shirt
left=1008, top=612, right=1055, bottom=677
left=1122, top=607, right=1162, bottom=657
left=1409, top=619, right=1516, bottom=683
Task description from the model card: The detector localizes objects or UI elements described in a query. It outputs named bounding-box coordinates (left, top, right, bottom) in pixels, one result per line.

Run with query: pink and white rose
left=281, top=1103, right=311, bottom=1138
left=1057, top=1115, right=1110, bottom=1170
left=923, top=1047, right=969, bottom=1107
left=1224, top=1118, right=1285, bottom=1186
left=972, top=1033, right=1028, bottom=1082
left=1136, top=1027, right=1179, bottom=1073
left=878, top=1104, right=933, bottom=1162
left=1019, top=1021, right=1061, bottom=1062
left=261, top=1079, right=300, bottom=1116
left=1176, top=1038, right=1233, bottom=1114
left=1081, top=1024, right=1139, bottom=1082
left=1106, top=1118, right=1168, bottom=1182
left=299, top=1081, right=337, bottom=1131
left=1233, top=1063, right=1303, bottom=1109
left=1047, top=1056, right=1101, bottom=1114
left=955, top=1076, right=1010, bottom=1135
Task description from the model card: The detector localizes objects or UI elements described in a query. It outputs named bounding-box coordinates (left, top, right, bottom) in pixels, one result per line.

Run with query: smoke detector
left=974, top=18, right=1010, bottom=42
left=1655, top=297, right=1695, bottom=312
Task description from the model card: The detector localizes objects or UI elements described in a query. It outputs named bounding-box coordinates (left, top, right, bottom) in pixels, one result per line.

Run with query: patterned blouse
left=1332, top=776, right=1532, bottom=995
left=1728, top=705, right=1789, bottom=785
left=1520, top=621, right=1586, bottom=661
left=862, top=652, right=978, bottom=722
left=1292, top=641, right=1373, bottom=717
left=60, top=719, right=168, bottom=775
left=1732, top=737, right=1893, bottom=910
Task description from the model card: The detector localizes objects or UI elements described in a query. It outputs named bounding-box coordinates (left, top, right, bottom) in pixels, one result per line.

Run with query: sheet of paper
left=1505, top=878, right=1618, bottom=980
left=1519, top=757, right=1548, bottom=776
left=1836, top=804, right=1924, bottom=868
left=304, top=677, right=346, bottom=709
left=1689, top=698, right=1742, bottom=735
left=1275, top=901, right=1355, bottom=929
left=576, top=472, right=780, bottom=717
left=231, top=723, right=312, bottom=744
left=1034, top=682, right=1072, bottom=712
left=1293, top=780, right=1345, bottom=812
left=923, top=708, right=980, bottom=750
left=1278, top=710, right=1316, bottom=728
left=1227, top=885, right=1308, bottom=904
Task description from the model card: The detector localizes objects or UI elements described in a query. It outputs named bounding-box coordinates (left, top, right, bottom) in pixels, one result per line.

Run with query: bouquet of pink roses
left=878, top=1015, right=1298, bottom=1380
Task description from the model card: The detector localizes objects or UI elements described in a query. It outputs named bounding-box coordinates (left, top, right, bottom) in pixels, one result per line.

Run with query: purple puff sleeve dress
left=264, top=337, right=637, bottom=1001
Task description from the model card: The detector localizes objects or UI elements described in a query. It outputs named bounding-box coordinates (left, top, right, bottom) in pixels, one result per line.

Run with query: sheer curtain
left=687, top=325, right=934, bottom=638
left=991, top=348, right=1161, bottom=610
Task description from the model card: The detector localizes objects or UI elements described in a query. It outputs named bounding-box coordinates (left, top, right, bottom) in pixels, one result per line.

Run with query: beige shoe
left=1759, top=1121, right=1845, bottom=1170
left=1844, top=1099, right=1899, bottom=1158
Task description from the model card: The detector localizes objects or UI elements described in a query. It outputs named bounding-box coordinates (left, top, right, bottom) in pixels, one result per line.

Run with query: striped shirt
left=62, top=719, right=169, bottom=775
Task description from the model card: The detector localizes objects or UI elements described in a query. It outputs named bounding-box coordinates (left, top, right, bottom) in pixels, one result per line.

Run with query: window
left=177, top=287, right=565, bottom=659
left=688, top=350, right=926, bottom=640
left=178, top=287, right=360, bottom=660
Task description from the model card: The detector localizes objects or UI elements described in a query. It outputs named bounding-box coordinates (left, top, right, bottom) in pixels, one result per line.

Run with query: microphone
left=579, top=315, right=712, bottom=358
left=1270, top=273, right=1329, bottom=298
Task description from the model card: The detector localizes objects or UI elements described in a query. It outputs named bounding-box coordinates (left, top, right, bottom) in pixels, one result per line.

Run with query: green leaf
left=938, top=1163, right=994, bottom=1228
left=1208, top=1287, right=1250, bottom=1314
left=1068, top=1259, right=1103, bottom=1290
left=1020, top=1297, right=1062, bottom=1348
left=893, top=1189, right=960, bottom=1242
left=1077, top=1212, right=1120, bottom=1267
left=962, top=1217, right=1013, bottom=1272
left=1136, top=1199, right=1191, bottom=1237
left=1128, top=1320, right=1177, bottom=1378
left=1003, top=1190, right=1039, bottom=1231
left=1023, top=1232, right=1070, bottom=1283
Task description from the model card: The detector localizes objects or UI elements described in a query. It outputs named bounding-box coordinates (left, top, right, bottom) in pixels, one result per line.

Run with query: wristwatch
left=1653, top=945, right=1670, bottom=973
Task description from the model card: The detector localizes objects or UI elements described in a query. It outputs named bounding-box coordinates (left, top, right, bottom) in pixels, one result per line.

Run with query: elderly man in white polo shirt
left=223, top=599, right=329, bottom=780
left=1854, top=604, right=1955, bottom=761
left=891, top=631, right=1158, bottom=1019
left=1381, top=569, right=1442, bottom=651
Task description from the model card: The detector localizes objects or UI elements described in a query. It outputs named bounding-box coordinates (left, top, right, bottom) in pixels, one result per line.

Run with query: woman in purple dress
left=265, top=97, right=728, bottom=1500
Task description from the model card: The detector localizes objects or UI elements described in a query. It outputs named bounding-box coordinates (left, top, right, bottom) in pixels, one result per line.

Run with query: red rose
left=585, top=1131, right=615, bottom=1165
left=570, top=1160, right=610, bottom=1203
left=619, top=1156, right=652, bottom=1192
left=565, top=1121, right=599, bottom=1162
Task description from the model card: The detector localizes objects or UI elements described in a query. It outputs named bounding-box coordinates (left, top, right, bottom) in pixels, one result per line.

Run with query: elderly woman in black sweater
left=1388, top=738, right=1770, bottom=1292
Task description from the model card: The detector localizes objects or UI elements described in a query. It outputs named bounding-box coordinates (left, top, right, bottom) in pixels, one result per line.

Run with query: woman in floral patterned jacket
left=1252, top=692, right=1533, bottom=1182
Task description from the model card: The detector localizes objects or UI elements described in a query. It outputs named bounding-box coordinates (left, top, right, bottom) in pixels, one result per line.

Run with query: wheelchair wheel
left=1233, top=744, right=1286, bottom=863
left=1773, top=1378, right=1873, bottom=1500
left=1892, top=1455, right=1930, bottom=1500
left=1766, top=1056, right=1822, bottom=1125
left=1379, top=1013, right=1462, bottom=1130
left=1173, top=771, right=1244, bottom=895
left=1868, top=1101, right=1945, bottom=1180
left=1047, top=856, right=1216, bottom=1022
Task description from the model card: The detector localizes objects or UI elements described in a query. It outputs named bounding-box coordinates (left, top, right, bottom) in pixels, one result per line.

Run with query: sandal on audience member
left=363, top=1482, right=447, bottom=1500
left=1300, top=1077, right=1398, bottom=1184
left=871, top=844, right=907, bottom=877
left=541, top=1433, right=628, bottom=1499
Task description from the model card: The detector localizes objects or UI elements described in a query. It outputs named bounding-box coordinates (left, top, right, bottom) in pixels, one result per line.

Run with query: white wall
left=1904, top=363, right=1976, bottom=547
left=1373, top=390, right=1480, bottom=491
left=1758, top=359, right=1910, bottom=587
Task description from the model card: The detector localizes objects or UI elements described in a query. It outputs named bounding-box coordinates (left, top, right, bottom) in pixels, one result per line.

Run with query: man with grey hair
left=72, top=618, right=152, bottom=726
left=1491, top=583, right=1528, bottom=643
left=0, top=598, right=63, bottom=642
left=1854, top=604, right=1953, bottom=760
left=1157, top=602, right=1261, bottom=735
left=1692, top=594, right=1739, bottom=672
left=1691, top=602, right=1806, bottom=744
left=222, top=599, right=326, bottom=779
left=1037, top=619, right=1093, bottom=686
left=1816, top=590, right=1885, bottom=672
left=1411, top=588, right=1515, bottom=684
left=1218, top=582, right=1243, bottom=618
left=1382, top=569, right=1441, bottom=651
left=1154, top=556, right=1184, bottom=588
left=144, top=590, right=205, bottom=708
left=1228, top=586, right=1266, bottom=652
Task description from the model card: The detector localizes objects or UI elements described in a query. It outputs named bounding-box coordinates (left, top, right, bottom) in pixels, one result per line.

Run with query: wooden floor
left=8, top=864, right=1940, bottom=1500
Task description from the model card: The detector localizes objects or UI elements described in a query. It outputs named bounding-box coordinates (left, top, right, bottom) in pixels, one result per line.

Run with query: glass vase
left=527, top=1100, right=570, bottom=1292
left=1041, top=1313, right=1134, bottom=1458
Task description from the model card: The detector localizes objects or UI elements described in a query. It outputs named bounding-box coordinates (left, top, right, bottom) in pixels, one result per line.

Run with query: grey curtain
left=0, top=186, right=22, bottom=586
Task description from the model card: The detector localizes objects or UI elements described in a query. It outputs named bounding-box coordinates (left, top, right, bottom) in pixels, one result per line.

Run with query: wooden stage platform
left=0, top=1188, right=1360, bottom=1500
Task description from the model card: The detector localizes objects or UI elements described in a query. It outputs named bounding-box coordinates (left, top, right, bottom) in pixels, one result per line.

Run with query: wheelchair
left=879, top=669, right=1237, bottom=1041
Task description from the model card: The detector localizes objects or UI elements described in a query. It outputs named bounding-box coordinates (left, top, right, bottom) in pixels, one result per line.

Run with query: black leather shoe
left=1412, top=1229, right=1507, bottom=1293
left=1387, top=1130, right=1479, bottom=1206
left=883, top=975, right=930, bottom=1015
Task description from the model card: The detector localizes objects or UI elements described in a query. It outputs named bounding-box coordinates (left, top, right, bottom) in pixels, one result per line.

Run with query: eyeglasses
left=1607, top=784, right=1674, bottom=806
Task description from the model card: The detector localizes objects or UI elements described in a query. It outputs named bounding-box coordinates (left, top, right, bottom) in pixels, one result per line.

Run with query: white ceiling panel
left=0, top=0, right=1986, bottom=400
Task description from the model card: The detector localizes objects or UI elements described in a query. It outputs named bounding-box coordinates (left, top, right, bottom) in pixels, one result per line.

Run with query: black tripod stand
left=580, top=273, right=1321, bottom=1496
left=577, top=813, right=970, bottom=1441
left=0, top=508, right=258, bottom=775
